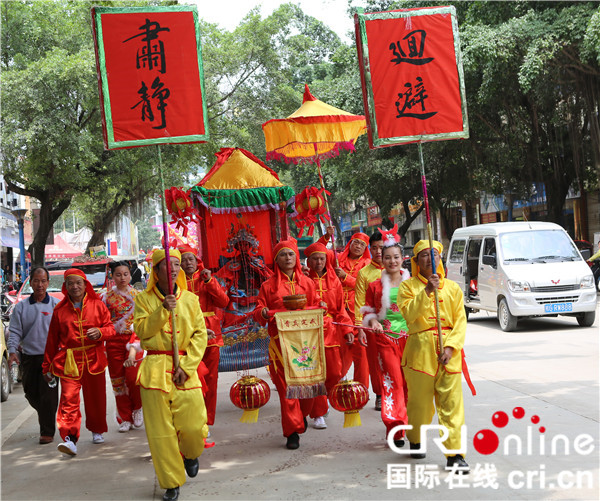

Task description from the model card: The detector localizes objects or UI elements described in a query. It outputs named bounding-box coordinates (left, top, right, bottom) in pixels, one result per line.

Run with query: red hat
left=339, top=232, right=371, bottom=264
left=178, top=244, right=197, bottom=257
left=272, top=239, right=303, bottom=290
left=273, top=239, right=299, bottom=260
left=177, top=244, right=205, bottom=271
left=350, top=232, right=370, bottom=245
left=304, top=241, right=328, bottom=256
left=61, top=268, right=99, bottom=302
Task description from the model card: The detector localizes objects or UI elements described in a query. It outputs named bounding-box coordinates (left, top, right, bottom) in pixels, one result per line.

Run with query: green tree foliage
left=3, top=0, right=598, bottom=264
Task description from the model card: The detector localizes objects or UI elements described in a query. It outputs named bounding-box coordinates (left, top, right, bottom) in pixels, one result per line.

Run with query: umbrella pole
left=314, top=145, right=339, bottom=266
left=418, top=142, right=443, bottom=357
left=158, top=145, right=180, bottom=370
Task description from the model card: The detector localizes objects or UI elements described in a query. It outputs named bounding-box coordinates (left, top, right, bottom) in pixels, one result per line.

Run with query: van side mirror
left=580, top=249, right=591, bottom=260
left=482, top=254, right=496, bottom=268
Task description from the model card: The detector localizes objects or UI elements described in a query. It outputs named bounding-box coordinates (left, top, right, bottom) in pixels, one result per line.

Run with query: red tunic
left=186, top=270, right=229, bottom=346
left=253, top=272, right=319, bottom=333
left=42, top=294, right=115, bottom=380
left=308, top=270, right=352, bottom=346
left=317, top=234, right=370, bottom=318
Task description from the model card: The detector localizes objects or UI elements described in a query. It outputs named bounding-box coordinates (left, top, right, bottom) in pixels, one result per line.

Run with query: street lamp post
left=11, top=208, right=28, bottom=282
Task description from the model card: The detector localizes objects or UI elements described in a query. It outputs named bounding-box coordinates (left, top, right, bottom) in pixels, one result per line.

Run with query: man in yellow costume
left=354, top=231, right=385, bottom=410
left=134, top=249, right=208, bottom=501
left=399, top=240, right=469, bottom=473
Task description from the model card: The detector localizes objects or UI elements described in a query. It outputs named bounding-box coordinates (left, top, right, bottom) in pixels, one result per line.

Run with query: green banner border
left=355, top=6, right=469, bottom=147
left=92, top=5, right=210, bottom=149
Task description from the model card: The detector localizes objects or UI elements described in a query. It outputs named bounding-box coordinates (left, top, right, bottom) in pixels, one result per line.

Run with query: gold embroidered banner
left=274, top=309, right=326, bottom=399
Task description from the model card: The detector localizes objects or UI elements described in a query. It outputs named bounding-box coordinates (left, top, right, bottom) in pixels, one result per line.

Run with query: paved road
left=2, top=304, right=598, bottom=500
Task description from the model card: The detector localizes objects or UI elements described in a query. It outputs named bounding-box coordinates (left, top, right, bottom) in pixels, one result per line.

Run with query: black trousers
left=21, top=353, right=59, bottom=437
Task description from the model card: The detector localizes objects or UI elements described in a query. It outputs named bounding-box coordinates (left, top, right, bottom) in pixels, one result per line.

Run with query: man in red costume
left=179, top=244, right=229, bottom=429
left=303, top=241, right=352, bottom=430
left=318, top=227, right=371, bottom=387
left=254, top=240, right=319, bottom=450
left=42, top=268, right=115, bottom=456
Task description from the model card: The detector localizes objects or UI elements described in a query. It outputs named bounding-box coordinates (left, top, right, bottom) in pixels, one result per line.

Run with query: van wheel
left=1, top=356, right=10, bottom=402
left=498, top=299, right=518, bottom=332
left=577, top=311, right=595, bottom=327
left=464, top=307, right=470, bottom=321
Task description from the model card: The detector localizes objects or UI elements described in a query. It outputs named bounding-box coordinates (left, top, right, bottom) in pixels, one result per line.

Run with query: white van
left=446, top=222, right=597, bottom=331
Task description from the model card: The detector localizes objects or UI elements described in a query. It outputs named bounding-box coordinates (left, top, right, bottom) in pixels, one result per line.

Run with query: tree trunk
left=4, top=180, right=72, bottom=268
left=85, top=198, right=129, bottom=251
left=398, top=199, right=425, bottom=238
left=30, top=196, right=72, bottom=267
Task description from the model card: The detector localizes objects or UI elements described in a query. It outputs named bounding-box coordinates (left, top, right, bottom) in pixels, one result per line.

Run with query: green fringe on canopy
left=191, top=186, right=295, bottom=213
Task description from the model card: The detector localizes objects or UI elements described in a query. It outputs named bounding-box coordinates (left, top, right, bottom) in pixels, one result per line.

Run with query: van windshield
left=500, top=230, right=580, bottom=263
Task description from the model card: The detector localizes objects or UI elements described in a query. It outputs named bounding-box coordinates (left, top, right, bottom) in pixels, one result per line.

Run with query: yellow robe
left=354, top=262, right=383, bottom=325
left=399, top=274, right=466, bottom=455
left=134, top=286, right=208, bottom=489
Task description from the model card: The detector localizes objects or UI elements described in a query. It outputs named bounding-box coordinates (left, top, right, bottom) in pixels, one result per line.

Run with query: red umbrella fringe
left=266, top=141, right=356, bottom=165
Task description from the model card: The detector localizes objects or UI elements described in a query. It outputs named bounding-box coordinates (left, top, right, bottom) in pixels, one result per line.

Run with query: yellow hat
left=411, top=240, right=445, bottom=278
left=146, top=248, right=187, bottom=293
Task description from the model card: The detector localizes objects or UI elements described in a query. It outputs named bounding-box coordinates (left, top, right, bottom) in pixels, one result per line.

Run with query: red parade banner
left=92, top=5, right=209, bottom=149
left=355, top=6, right=469, bottom=148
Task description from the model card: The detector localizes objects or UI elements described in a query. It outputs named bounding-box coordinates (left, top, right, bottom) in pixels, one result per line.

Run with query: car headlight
left=508, top=280, right=531, bottom=292
left=580, top=276, right=595, bottom=289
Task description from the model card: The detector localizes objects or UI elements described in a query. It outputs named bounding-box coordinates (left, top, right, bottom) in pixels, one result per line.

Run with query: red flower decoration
left=390, top=303, right=400, bottom=312
left=164, top=187, right=199, bottom=237
left=382, top=319, right=392, bottom=331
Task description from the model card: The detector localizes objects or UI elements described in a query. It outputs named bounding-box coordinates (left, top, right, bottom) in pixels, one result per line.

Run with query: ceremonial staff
left=418, top=143, right=444, bottom=357
left=158, top=146, right=180, bottom=370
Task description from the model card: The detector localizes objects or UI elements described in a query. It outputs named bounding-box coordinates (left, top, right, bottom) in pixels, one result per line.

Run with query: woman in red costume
left=253, top=240, right=319, bottom=450
left=101, top=261, right=143, bottom=432
left=360, top=230, right=410, bottom=447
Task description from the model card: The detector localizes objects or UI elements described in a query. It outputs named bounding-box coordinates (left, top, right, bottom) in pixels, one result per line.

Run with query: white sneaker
left=132, top=408, right=144, bottom=428
left=57, top=437, right=77, bottom=456
left=313, top=416, right=327, bottom=429
left=92, top=433, right=104, bottom=444
left=118, top=421, right=132, bottom=433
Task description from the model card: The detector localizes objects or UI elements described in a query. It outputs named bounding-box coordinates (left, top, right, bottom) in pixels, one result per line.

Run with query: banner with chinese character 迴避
left=355, top=6, right=468, bottom=148
left=92, top=5, right=209, bottom=149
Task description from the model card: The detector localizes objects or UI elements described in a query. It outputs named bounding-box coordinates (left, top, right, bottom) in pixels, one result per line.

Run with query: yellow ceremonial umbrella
left=262, top=85, right=366, bottom=252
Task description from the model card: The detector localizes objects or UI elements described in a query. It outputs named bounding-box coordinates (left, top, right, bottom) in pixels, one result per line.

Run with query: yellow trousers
left=140, top=386, right=207, bottom=489
left=404, top=367, right=464, bottom=456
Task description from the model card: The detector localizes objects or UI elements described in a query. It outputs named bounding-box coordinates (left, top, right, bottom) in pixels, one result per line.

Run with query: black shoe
left=286, top=432, right=300, bottom=450
left=446, top=454, right=470, bottom=474
left=163, top=487, right=179, bottom=501
left=303, top=417, right=308, bottom=433
left=410, top=442, right=426, bottom=459
left=393, top=438, right=405, bottom=448
left=374, top=395, right=382, bottom=411
left=183, top=457, right=199, bottom=477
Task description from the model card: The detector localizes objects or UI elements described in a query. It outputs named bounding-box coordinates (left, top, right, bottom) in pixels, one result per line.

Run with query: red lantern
left=292, top=186, right=330, bottom=237
left=230, top=376, right=271, bottom=423
left=329, top=380, right=369, bottom=428
left=164, top=186, right=199, bottom=237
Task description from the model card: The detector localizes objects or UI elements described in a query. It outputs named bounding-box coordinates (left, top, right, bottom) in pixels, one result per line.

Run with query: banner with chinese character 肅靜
left=92, top=5, right=209, bottom=149
left=354, top=6, right=468, bottom=148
